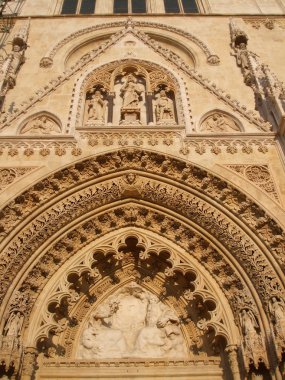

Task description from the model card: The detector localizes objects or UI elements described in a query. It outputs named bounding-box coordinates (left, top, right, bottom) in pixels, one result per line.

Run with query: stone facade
left=0, top=1, right=285, bottom=379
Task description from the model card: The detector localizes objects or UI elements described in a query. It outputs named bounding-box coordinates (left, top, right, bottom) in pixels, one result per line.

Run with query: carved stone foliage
left=0, top=140, right=81, bottom=157
left=0, top=150, right=284, bottom=313
left=19, top=115, right=61, bottom=135
left=79, top=131, right=275, bottom=156
left=200, top=112, right=241, bottom=133
left=0, top=20, right=270, bottom=132
left=243, top=18, right=285, bottom=30
left=225, top=164, right=281, bottom=203
left=0, top=167, right=38, bottom=192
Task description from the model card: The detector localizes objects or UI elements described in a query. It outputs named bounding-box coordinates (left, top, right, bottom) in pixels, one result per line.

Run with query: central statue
left=120, top=73, right=144, bottom=125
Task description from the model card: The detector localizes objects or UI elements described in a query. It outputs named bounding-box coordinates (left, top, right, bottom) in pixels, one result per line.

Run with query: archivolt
left=0, top=149, right=284, bottom=327
left=41, top=19, right=219, bottom=64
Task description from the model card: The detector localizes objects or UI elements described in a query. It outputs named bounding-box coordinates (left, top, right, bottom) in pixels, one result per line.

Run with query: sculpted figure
left=235, top=43, right=250, bottom=71
left=155, top=90, right=175, bottom=124
left=21, top=116, right=61, bottom=135
left=269, top=297, right=285, bottom=341
left=201, top=113, right=240, bottom=132
left=87, top=90, right=107, bottom=122
left=78, top=302, right=127, bottom=359
left=240, top=309, right=262, bottom=354
left=121, top=73, right=142, bottom=109
left=4, top=311, right=24, bottom=337
left=77, top=284, right=187, bottom=359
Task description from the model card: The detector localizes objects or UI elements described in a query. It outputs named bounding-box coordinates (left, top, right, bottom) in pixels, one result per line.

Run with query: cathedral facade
left=0, top=0, right=285, bottom=379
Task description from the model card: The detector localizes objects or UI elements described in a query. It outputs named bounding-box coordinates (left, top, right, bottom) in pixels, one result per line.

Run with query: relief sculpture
left=77, top=283, right=187, bottom=359
left=200, top=112, right=240, bottom=133
left=155, top=90, right=176, bottom=125
left=86, top=89, right=107, bottom=126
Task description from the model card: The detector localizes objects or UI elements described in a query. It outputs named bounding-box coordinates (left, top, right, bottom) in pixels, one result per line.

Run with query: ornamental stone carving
left=120, top=73, right=144, bottom=125
left=155, top=90, right=176, bottom=125
left=20, top=115, right=61, bottom=135
left=200, top=112, right=241, bottom=133
left=240, top=309, right=265, bottom=367
left=85, top=88, right=107, bottom=126
left=77, top=283, right=187, bottom=360
left=0, top=21, right=29, bottom=106
left=269, top=297, right=285, bottom=346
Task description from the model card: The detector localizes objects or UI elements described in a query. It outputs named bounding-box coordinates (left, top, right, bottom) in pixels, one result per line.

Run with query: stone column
left=21, top=347, right=38, bottom=380
left=107, top=92, right=115, bottom=124
left=226, top=345, right=242, bottom=380
left=146, top=92, right=154, bottom=125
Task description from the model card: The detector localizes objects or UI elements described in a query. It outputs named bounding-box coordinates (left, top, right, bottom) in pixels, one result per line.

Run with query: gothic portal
left=0, top=1, right=285, bottom=380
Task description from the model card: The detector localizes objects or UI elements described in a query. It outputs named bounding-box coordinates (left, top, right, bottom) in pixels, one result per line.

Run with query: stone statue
left=77, top=283, right=187, bottom=359
left=269, top=297, right=285, bottom=341
left=155, top=90, right=175, bottom=125
left=120, top=73, right=144, bottom=124
left=87, top=90, right=107, bottom=124
left=232, top=43, right=253, bottom=85
left=20, top=116, right=61, bottom=135
left=240, top=309, right=263, bottom=356
left=4, top=311, right=24, bottom=337
left=200, top=113, right=240, bottom=132
left=121, top=74, right=142, bottom=109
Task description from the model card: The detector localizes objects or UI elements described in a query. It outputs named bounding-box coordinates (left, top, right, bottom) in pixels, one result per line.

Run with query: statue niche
left=84, top=87, right=107, bottom=127
left=77, top=283, right=187, bottom=359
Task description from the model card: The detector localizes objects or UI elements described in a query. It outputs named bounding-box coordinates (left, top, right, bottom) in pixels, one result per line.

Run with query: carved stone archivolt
left=0, top=149, right=285, bottom=374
